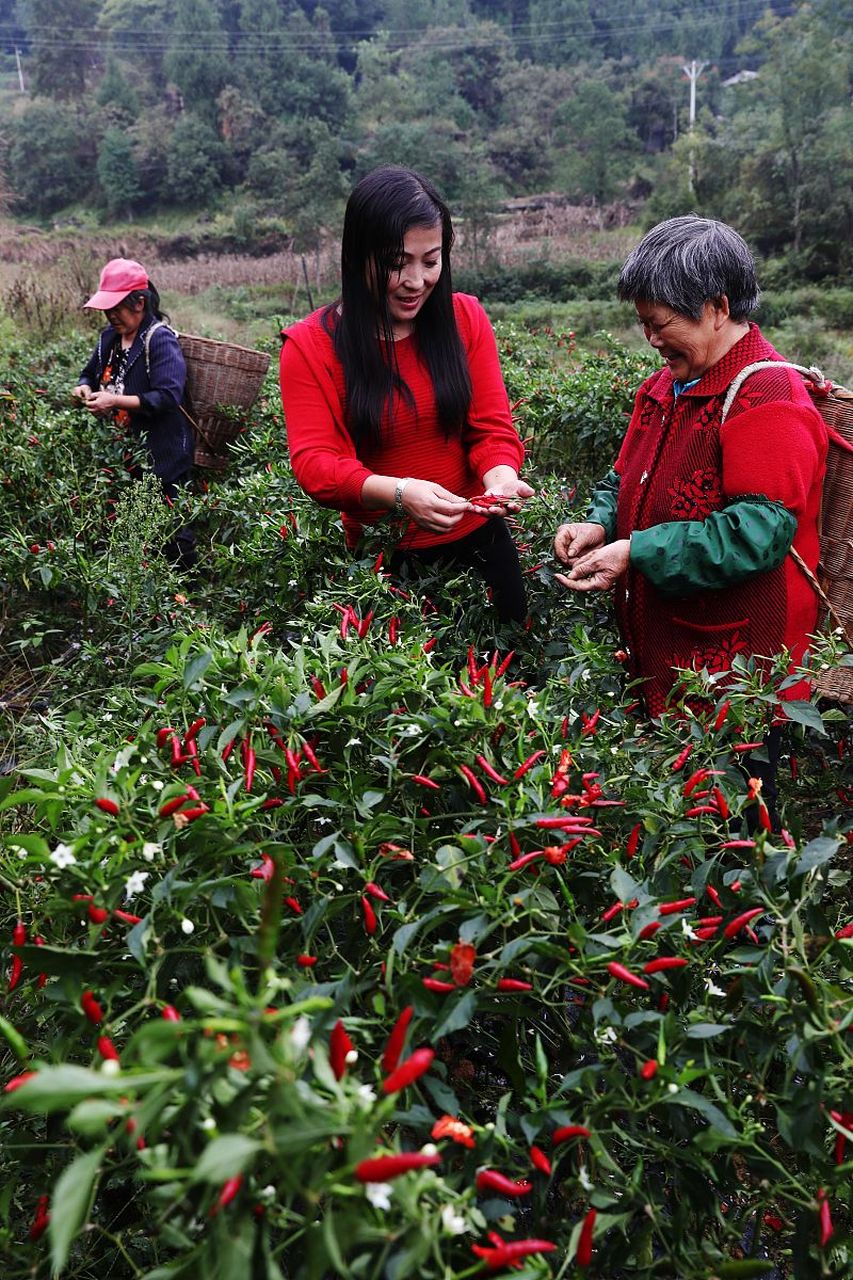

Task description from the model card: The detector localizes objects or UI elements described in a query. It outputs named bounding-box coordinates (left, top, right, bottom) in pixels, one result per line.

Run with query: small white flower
left=440, top=1204, right=467, bottom=1235
left=681, top=918, right=698, bottom=941
left=125, top=870, right=149, bottom=899
left=365, top=1182, right=392, bottom=1210
left=180, top=917, right=194, bottom=935
left=667, top=1082, right=679, bottom=1094
left=594, top=1025, right=618, bottom=1044
left=50, top=843, right=77, bottom=869
left=151, top=779, right=165, bottom=792
left=706, top=979, right=727, bottom=998
left=201, top=1117, right=217, bottom=1131
left=526, top=700, right=539, bottom=717
left=259, top=1184, right=276, bottom=1203
left=141, top=842, right=160, bottom=862
left=345, top=1048, right=359, bottom=1065
left=420, top=1143, right=438, bottom=1157
left=577, top=1163, right=593, bottom=1191
left=345, top=737, right=363, bottom=747
left=290, top=1016, right=312, bottom=1054
left=356, top=1084, right=376, bottom=1105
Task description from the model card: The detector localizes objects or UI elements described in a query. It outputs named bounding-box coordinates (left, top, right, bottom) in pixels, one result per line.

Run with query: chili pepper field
left=0, top=323, right=851, bottom=1279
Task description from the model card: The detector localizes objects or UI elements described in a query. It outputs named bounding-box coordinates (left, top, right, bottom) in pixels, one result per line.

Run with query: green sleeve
left=586, top=469, right=620, bottom=541
left=629, top=497, right=797, bottom=598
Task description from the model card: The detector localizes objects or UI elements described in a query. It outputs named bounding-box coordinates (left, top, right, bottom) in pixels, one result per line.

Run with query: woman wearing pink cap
left=73, top=258, right=195, bottom=567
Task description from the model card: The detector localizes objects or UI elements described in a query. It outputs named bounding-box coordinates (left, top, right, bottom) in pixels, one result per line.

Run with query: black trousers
left=389, top=519, right=528, bottom=624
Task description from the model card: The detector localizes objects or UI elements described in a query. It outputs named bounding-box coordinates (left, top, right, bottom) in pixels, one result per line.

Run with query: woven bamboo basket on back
left=177, top=334, right=271, bottom=469
left=810, top=380, right=853, bottom=702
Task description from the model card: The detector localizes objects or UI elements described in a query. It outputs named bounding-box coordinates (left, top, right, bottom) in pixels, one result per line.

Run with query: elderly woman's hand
left=553, top=521, right=606, bottom=565
left=555, top=538, right=631, bottom=592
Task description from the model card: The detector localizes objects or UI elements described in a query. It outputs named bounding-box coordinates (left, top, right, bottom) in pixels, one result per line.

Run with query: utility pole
left=14, top=46, right=25, bottom=93
left=682, top=59, right=707, bottom=195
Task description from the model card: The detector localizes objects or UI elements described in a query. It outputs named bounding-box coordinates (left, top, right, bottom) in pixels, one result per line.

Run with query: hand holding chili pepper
left=556, top=539, right=631, bottom=592
left=553, top=521, right=606, bottom=565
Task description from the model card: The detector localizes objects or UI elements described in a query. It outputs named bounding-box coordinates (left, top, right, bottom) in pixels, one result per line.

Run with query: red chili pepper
left=552, top=1124, right=590, bottom=1144
left=685, top=804, right=719, bottom=817
left=475, top=755, right=509, bottom=786
left=4, top=1071, right=36, bottom=1093
left=423, top=636, right=437, bottom=654
left=8, top=921, right=26, bottom=992
left=467, top=645, right=479, bottom=684
left=836, top=922, right=853, bottom=939
left=682, top=768, right=710, bottom=796
left=712, top=699, right=732, bottom=732
left=626, top=821, right=642, bottom=858
left=184, top=716, right=206, bottom=744
left=301, top=740, right=327, bottom=774
left=161, top=1005, right=181, bottom=1021
left=606, top=961, right=649, bottom=990
left=482, top=667, right=493, bottom=708
left=514, top=750, right=546, bottom=779
left=422, top=976, right=456, bottom=993
left=183, top=736, right=202, bottom=777
left=658, top=897, right=697, bottom=916
left=576, top=1208, right=596, bottom=1267
left=712, top=787, right=730, bottom=819
left=221, top=736, right=236, bottom=763
left=159, top=792, right=194, bottom=818
left=329, top=1020, right=354, bottom=1081
left=284, top=896, right=302, bottom=914
left=360, top=895, right=378, bottom=936
left=87, top=905, right=110, bottom=925
left=156, top=727, right=175, bottom=749
left=706, top=884, right=722, bottom=908
left=671, top=743, right=693, bottom=771
left=643, top=957, right=689, bottom=974
left=309, top=675, right=327, bottom=699
left=638, top=921, right=661, bottom=940
left=529, top=1144, right=552, bottom=1175
left=411, top=773, right=440, bottom=790
left=475, top=1169, right=533, bottom=1198
left=601, top=900, right=624, bottom=924
left=723, top=907, right=764, bottom=938
left=733, top=741, right=764, bottom=753
left=817, top=1189, right=833, bottom=1248
left=382, top=1006, right=414, bottom=1075
left=170, top=734, right=184, bottom=767
left=355, top=1152, right=441, bottom=1182
left=340, top=666, right=348, bottom=686
left=241, top=738, right=256, bottom=793
left=29, top=1194, right=50, bottom=1242
left=721, top=839, right=756, bottom=850
left=210, top=1175, right=243, bottom=1216
left=81, top=990, right=104, bottom=1024
left=581, top=708, right=600, bottom=736
left=95, top=797, right=120, bottom=816
left=471, top=1238, right=557, bottom=1270
left=459, top=764, right=487, bottom=804
left=382, top=1047, right=435, bottom=1094
left=449, top=941, right=476, bottom=987
left=640, top=1059, right=659, bottom=1079
left=177, top=804, right=209, bottom=822
left=98, top=1035, right=120, bottom=1061
left=496, top=977, right=533, bottom=992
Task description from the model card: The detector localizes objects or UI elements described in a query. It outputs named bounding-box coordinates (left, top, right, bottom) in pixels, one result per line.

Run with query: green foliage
left=7, top=99, right=90, bottom=217
left=97, top=126, right=141, bottom=219
left=0, top=320, right=850, bottom=1278
left=162, top=114, right=227, bottom=207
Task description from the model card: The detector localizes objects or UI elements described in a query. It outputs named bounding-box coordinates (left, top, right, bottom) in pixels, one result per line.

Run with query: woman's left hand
left=555, top=539, right=631, bottom=591
left=84, top=390, right=118, bottom=415
left=470, top=469, right=535, bottom=515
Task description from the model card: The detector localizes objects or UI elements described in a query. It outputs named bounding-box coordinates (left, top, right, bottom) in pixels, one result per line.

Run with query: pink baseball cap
left=83, top=258, right=149, bottom=309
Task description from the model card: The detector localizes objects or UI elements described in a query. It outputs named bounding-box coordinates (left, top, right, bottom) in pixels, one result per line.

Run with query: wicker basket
left=177, top=334, right=271, bottom=469
left=810, top=381, right=853, bottom=702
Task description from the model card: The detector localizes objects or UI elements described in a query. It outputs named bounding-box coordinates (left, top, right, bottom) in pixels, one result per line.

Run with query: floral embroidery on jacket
left=668, top=469, right=720, bottom=520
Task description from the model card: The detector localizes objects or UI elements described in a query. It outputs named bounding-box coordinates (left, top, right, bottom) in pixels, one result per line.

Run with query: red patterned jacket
left=614, top=324, right=827, bottom=715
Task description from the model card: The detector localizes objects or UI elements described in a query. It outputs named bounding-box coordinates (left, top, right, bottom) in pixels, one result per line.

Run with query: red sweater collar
left=642, top=323, right=782, bottom=404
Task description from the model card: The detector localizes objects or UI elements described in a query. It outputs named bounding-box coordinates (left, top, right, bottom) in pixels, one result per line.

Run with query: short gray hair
left=617, top=215, right=759, bottom=321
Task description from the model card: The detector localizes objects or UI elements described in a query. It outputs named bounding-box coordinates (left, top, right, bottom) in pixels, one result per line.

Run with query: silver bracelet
left=394, top=476, right=413, bottom=513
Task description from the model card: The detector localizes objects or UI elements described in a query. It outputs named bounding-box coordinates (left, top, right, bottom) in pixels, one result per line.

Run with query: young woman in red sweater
left=280, top=165, right=533, bottom=622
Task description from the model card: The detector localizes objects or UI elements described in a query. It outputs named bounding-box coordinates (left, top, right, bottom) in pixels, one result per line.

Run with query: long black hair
left=326, top=165, right=472, bottom=449
left=126, top=282, right=168, bottom=323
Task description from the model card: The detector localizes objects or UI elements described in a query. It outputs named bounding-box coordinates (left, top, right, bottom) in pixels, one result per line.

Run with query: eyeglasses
left=637, top=312, right=682, bottom=338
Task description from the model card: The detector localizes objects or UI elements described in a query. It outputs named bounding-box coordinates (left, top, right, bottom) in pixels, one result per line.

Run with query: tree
left=97, top=126, right=141, bottom=218
left=7, top=99, right=89, bottom=214
left=554, top=78, right=639, bottom=204
left=21, top=0, right=99, bottom=98
left=163, top=0, right=230, bottom=121
left=162, top=113, right=226, bottom=206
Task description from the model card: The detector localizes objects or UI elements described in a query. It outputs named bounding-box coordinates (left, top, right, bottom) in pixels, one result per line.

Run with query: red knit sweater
left=280, top=293, right=525, bottom=549
left=613, top=324, right=827, bottom=715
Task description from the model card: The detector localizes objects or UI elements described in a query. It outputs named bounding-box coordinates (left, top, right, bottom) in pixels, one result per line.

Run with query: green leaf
left=67, top=1098, right=126, bottom=1135
left=49, top=1145, right=105, bottom=1275
left=794, top=835, right=840, bottom=877
left=431, top=990, right=477, bottom=1039
left=664, top=1088, right=737, bottom=1137
left=192, top=1133, right=262, bottom=1184
left=182, top=651, right=213, bottom=689
left=780, top=700, right=826, bottom=733
left=4, top=1065, right=178, bottom=1113
left=685, top=1022, right=732, bottom=1039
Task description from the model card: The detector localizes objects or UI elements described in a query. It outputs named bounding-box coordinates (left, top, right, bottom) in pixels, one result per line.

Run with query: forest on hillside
left=0, top=0, right=851, bottom=279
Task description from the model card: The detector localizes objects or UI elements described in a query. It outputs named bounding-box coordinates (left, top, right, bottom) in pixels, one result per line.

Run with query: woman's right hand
left=402, top=479, right=469, bottom=534
left=553, top=521, right=607, bottom=565
left=71, top=384, right=92, bottom=403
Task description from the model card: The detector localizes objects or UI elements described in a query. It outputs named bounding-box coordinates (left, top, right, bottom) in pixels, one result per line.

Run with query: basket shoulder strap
left=141, top=320, right=178, bottom=378
left=720, top=360, right=829, bottom=423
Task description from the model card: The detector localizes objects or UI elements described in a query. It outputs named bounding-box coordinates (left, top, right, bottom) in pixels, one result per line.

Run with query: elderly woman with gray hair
left=554, top=215, right=827, bottom=820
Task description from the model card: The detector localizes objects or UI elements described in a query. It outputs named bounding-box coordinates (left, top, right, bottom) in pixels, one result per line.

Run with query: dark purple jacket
left=79, top=316, right=192, bottom=487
